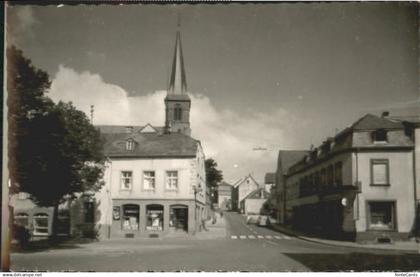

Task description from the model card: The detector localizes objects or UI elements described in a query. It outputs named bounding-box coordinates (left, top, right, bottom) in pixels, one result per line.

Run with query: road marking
left=265, top=235, right=273, bottom=239
left=248, top=235, right=256, bottom=239
left=231, top=235, right=238, bottom=239
left=257, top=235, right=264, bottom=239
left=239, top=235, right=247, bottom=239
left=274, top=236, right=281, bottom=239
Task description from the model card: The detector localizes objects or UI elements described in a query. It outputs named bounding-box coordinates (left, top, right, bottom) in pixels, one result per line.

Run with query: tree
left=205, top=158, right=223, bottom=204
left=7, top=46, right=106, bottom=236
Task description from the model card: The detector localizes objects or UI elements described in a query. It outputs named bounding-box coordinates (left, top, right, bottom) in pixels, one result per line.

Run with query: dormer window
left=372, top=129, right=388, bottom=143
left=126, top=139, right=135, bottom=151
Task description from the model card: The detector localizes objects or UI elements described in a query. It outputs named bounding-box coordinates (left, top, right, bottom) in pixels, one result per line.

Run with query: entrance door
left=170, top=206, right=188, bottom=232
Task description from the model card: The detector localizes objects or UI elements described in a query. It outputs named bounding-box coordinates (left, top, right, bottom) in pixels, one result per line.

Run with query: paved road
left=10, top=212, right=420, bottom=272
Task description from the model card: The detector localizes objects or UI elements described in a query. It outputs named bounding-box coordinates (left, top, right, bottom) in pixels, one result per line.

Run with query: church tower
left=165, top=23, right=191, bottom=136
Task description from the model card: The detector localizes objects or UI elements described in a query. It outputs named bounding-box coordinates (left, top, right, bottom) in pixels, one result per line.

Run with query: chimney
left=381, top=111, right=390, bottom=118
left=125, top=126, right=133, bottom=133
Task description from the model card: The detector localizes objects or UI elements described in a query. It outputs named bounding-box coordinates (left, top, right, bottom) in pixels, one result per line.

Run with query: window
left=121, top=171, right=133, bottom=190
left=368, top=201, right=395, bottom=230
left=371, top=159, right=389, bottom=186
left=320, top=169, right=326, bottom=187
left=166, top=171, right=178, bottom=190
left=327, top=165, right=334, bottom=187
left=146, top=204, right=164, bottom=231
left=33, top=213, right=49, bottom=236
left=14, top=213, right=29, bottom=227
left=372, top=129, right=388, bottom=143
left=122, top=204, right=139, bottom=231
left=143, top=171, right=155, bottom=190
left=126, top=139, right=135, bottom=151
left=174, top=105, right=182, bottom=121
left=334, top=162, right=343, bottom=187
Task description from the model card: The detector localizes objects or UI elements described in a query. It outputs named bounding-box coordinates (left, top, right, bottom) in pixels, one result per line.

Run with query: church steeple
left=168, top=25, right=187, bottom=95
left=165, top=20, right=191, bottom=136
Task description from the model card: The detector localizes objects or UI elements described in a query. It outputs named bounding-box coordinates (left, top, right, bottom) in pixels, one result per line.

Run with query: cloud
left=49, top=66, right=304, bottom=183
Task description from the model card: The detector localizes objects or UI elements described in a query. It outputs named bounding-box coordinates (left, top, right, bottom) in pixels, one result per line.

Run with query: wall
left=244, top=199, right=266, bottom=215
left=353, top=151, right=415, bottom=234
left=415, top=128, right=420, bottom=203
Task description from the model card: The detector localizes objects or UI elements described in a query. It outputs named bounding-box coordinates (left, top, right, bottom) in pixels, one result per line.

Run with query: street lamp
left=192, top=185, right=203, bottom=234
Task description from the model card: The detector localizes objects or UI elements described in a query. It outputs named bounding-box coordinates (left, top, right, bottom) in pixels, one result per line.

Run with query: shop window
left=143, top=171, right=155, bottom=190
left=14, top=213, right=29, bottom=227
left=146, top=204, right=163, bottom=231
left=33, top=213, right=49, bottom=236
left=370, top=159, right=389, bottom=186
left=170, top=205, right=188, bottom=231
left=166, top=171, right=178, bottom=190
left=122, top=204, right=139, bottom=231
left=372, top=129, right=388, bottom=143
left=121, top=171, right=133, bottom=190
left=368, top=202, right=395, bottom=230
left=334, top=162, right=343, bottom=187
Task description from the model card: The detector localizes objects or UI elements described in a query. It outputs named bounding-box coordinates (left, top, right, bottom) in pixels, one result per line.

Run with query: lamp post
left=192, top=185, right=202, bottom=234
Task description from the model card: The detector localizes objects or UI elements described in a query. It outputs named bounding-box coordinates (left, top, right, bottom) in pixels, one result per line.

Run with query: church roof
left=168, top=29, right=188, bottom=95
left=97, top=125, right=199, bottom=158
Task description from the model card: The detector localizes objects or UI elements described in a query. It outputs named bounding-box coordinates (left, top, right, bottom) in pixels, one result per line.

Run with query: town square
left=2, top=1, right=420, bottom=273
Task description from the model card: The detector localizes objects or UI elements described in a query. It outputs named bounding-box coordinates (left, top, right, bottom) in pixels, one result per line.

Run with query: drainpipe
left=412, top=136, right=418, bottom=234
left=355, top=149, right=359, bottom=220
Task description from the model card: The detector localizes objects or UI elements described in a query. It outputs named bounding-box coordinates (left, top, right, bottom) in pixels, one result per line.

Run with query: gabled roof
left=277, top=150, right=309, bottom=174
left=233, top=174, right=260, bottom=188
left=351, top=114, right=404, bottom=131
left=264, top=173, right=276, bottom=184
left=96, top=125, right=165, bottom=134
left=218, top=181, right=232, bottom=187
left=100, top=130, right=199, bottom=158
left=140, top=123, right=158, bottom=133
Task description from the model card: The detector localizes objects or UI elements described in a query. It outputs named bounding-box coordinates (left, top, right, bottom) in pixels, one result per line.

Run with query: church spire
left=168, top=19, right=187, bottom=95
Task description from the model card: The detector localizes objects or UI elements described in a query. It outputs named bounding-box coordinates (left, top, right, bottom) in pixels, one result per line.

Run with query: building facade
left=217, top=181, right=233, bottom=211
left=94, top=28, right=207, bottom=239
left=231, top=175, right=259, bottom=213
left=277, top=113, right=419, bottom=242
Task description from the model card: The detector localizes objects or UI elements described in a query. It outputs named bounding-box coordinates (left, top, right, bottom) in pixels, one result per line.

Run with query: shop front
left=169, top=205, right=188, bottom=232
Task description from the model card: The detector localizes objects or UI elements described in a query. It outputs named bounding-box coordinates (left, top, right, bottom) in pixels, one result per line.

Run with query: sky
left=6, top=2, right=420, bottom=184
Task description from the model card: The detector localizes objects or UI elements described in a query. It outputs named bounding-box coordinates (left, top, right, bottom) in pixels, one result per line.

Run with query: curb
left=271, top=225, right=420, bottom=254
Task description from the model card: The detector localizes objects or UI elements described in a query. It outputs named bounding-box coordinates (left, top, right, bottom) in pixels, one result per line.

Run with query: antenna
left=90, top=105, right=94, bottom=124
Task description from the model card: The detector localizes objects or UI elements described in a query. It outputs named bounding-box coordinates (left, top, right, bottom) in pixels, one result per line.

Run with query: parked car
left=257, top=215, right=269, bottom=227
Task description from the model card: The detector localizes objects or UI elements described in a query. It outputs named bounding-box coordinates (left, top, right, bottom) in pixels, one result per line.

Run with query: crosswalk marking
left=230, top=234, right=292, bottom=240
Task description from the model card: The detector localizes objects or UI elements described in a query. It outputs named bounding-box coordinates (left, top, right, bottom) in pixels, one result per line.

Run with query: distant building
left=242, top=188, right=269, bottom=215
left=264, top=173, right=275, bottom=193
left=275, top=113, right=420, bottom=242
left=94, top=27, right=207, bottom=239
left=273, top=150, right=308, bottom=224
left=217, top=182, right=233, bottom=210
left=231, top=174, right=259, bottom=213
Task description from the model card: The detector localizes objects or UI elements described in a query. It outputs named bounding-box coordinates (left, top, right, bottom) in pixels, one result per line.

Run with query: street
left=10, top=212, right=420, bottom=272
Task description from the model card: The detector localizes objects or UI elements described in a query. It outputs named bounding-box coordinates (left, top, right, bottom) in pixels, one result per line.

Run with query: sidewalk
left=271, top=223, right=420, bottom=253
left=194, top=212, right=227, bottom=240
